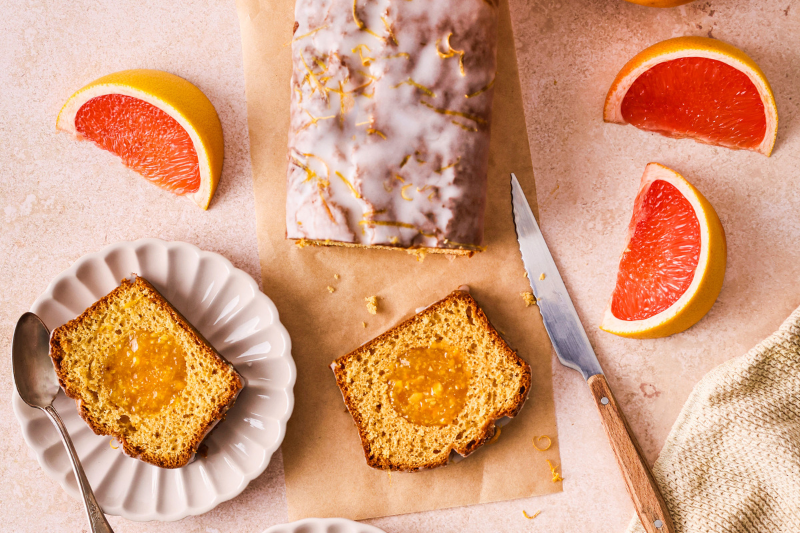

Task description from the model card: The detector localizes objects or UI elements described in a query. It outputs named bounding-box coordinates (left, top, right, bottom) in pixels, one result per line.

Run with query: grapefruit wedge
left=600, top=163, right=726, bottom=339
left=604, top=37, right=778, bottom=156
left=57, top=69, right=224, bottom=209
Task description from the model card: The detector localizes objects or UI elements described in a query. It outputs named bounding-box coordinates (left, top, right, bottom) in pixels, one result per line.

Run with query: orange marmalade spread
left=103, top=330, right=187, bottom=416
left=386, top=343, right=470, bottom=426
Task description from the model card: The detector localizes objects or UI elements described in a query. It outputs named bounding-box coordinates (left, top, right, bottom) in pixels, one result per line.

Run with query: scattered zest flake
left=539, top=273, right=546, bottom=280
left=367, top=128, right=387, bottom=140
left=359, top=219, right=417, bottom=230
left=352, top=0, right=383, bottom=40
left=299, top=51, right=327, bottom=102
left=487, top=426, right=502, bottom=445
left=521, top=291, right=536, bottom=307
left=291, top=25, right=328, bottom=43
left=436, top=32, right=466, bottom=76
left=327, top=286, right=336, bottom=293
left=547, top=459, right=564, bottom=482
left=365, top=296, right=379, bottom=314
left=381, top=16, right=398, bottom=45
left=336, top=171, right=361, bottom=198
left=352, top=44, right=374, bottom=66
left=394, top=78, right=435, bottom=97
left=532, top=435, right=552, bottom=451
left=421, top=99, right=486, bottom=125
left=466, top=77, right=495, bottom=98
left=451, top=120, right=478, bottom=132
left=298, top=109, right=336, bottom=132
left=523, top=509, right=541, bottom=520
left=109, top=438, right=120, bottom=450
left=434, top=158, right=460, bottom=174
left=400, top=184, right=414, bottom=201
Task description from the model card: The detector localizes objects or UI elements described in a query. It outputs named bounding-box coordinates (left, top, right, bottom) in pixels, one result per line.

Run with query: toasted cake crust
left=332, top=290, right=531, bottom=471
left=50, top=276, right=243, bottom=468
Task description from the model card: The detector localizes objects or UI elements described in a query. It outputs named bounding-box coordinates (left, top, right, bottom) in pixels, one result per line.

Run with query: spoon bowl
left=12, top=312, right=59, bottom=409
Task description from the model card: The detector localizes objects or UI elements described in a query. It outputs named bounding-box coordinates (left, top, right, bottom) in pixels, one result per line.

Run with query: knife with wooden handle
left=510, top=173, right=674, bottom=533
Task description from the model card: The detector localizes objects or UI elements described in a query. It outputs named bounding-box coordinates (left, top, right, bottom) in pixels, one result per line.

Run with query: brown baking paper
left=236, top=0, right=563, bottom=520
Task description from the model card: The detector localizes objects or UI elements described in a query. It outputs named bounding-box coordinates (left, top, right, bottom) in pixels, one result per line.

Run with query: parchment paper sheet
left=236, top=0, right=563, bottom=520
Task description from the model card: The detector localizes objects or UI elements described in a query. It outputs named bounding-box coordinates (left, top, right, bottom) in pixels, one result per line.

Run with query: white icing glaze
left=287, top=0, right=498, bottom=250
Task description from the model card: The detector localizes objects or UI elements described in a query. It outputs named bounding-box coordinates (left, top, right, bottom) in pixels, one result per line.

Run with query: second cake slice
left=332, top=289, right=531, bottom=471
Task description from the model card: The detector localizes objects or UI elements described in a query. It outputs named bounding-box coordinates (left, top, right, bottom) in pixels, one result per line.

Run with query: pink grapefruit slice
left=604, top=37, right=778, bottom=156
left=600, top=163, right=726, bottom=339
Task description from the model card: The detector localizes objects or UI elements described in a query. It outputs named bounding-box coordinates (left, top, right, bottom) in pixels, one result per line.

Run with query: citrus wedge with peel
left=56, top=69, right=224, bottom=209
left=624, top=0, right=695, bottom=7
left=600, top=163, right=726, bottom=339
left=604, top=37, right=778, bottom=156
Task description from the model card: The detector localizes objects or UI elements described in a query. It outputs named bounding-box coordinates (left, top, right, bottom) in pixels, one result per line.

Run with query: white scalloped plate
left=263, top=518, right=387, bottom=533
left=11, top=238, right=295, bottom=521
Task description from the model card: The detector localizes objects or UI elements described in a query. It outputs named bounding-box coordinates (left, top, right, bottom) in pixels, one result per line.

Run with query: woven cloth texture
left=626, top=307, right=800, bottom=533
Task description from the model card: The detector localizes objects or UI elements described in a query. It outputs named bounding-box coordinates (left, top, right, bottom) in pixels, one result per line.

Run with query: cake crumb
left=295, top=238, right=310, bottom=248
left=365, top=296, right=379, bottom=314
left=407, top=249, right=427, bottom=262
left=362, top=321, right=367, bottom=328
left=523, top=509, right=541, bottom=519
left=524, top=271, right=528, bottom=278
left=334, top=274, right=340, bottom=280
left=539, top=273, right=546, bottom=280
left=521, top=291, right=536, bottom=307
left=327, top=286, right=336, bottom=293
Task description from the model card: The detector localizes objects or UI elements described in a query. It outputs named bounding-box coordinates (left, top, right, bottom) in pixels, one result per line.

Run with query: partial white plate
left=263, top=518, right=387, bottom=533
left=11, top=238, right=295, bottom=521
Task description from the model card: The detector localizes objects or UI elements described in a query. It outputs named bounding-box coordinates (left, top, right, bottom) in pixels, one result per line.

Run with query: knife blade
left=510, top=173, right=675, bottom=533
left=510, top=174, right=602, bottom=380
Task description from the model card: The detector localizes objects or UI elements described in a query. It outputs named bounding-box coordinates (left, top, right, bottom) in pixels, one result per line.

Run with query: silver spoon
left=12, top=312, right=114, bottom=533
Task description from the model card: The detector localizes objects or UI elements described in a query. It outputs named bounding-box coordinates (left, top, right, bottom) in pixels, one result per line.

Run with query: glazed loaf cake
left=287, top=0, right=499, bottom=255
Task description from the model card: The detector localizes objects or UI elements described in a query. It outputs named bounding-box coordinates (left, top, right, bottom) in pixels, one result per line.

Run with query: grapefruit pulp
left=600, top=163, right=726, bottom=339
left=75, top=94, right=200, bottom=195
left=621, top=57, right=766, bottom=151
left=604, top=37, right=778, bottom=156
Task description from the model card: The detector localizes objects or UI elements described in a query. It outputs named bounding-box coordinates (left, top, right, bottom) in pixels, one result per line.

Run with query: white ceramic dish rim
left=262, top=517, right=387, bottom=533
left=11, top=238, right=296, bottom=522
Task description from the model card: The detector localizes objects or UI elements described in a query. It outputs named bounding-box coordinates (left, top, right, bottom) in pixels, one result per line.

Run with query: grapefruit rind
left=599, top=163, right=726, bottom=339
left=603, top=37, right=778, bottom=156
left=624, top=0, right=695, bottom=7
left=56, top=69, right=224, bottom=210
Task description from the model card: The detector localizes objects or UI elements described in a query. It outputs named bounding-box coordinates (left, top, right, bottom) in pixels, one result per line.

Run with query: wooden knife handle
left=587, top=374, right=675, bottom=533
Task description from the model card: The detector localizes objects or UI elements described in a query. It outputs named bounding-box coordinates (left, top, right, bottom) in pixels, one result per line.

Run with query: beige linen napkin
left=627, top=307, right=800, bottom=532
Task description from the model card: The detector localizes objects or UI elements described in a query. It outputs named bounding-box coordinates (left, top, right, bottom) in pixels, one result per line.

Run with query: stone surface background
left=1, top=0, right=797, bottom=531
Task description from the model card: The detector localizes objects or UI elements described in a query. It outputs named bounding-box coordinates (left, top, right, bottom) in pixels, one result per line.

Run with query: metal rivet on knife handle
left=601, top=397, right=609, bottom=405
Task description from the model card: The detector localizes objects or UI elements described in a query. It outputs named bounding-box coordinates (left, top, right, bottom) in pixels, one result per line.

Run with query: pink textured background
left=1, top=1, right=797, bottom=531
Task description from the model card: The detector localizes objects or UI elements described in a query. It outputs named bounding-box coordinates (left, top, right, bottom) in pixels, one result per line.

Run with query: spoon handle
left=44, top=405, right=115, bottom=533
